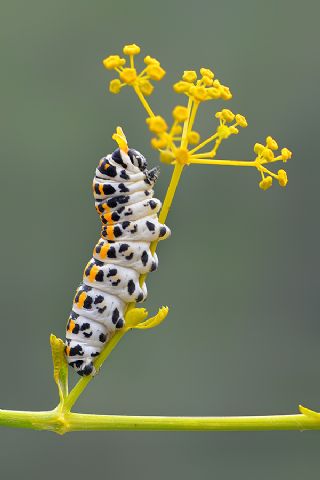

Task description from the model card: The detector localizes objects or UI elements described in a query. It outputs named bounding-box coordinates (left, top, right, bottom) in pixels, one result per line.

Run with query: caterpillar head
left=111, top=147, right=148, bottom=172
left=127, top=148, right=148, bottom=171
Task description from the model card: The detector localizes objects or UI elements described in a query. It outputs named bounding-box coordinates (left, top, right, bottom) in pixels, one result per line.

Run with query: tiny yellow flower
left=151, top=136, right=168, bottom=149
left=182, top=70, right=197, bottom=83
left=138, top=78, right=154, bottom=96
left=172, top=105, right=189, bottom=122
left=266, top=136, right=278, bottom=150
left=220, top=109, right=235, bottom=122
left=254, top=143, right=264, bottom=155
left=200, top=67, right=214, bottom=79
left=259, top=176, right=273, bottom=190
left=190, top=85, right=208, bottom=102
left=173, top=81, right=192, bottom=93
left=220, top=85, right=232, bottom=100
left=277, top=169, right=288, bottom=187
left=202, top=75, right=213, bottom=86
left=147, top=64, right=166, bottom=81
left=281, top=147, right=292, bottom=162
left=120, top=68, right=137, bottom=85
left=172, top=124, right=182, bottom=135
left=144, top=55, right=160, bottom=65
left=123, top=44, right=141, bottom=56
left=188, top=131, right=200, bottom=144
left=146, top=115, right=168, bottom=134
left=212, top=79, right=221, bottom=87
left=235, top=114, right=248, bottom=128
left=229, top=126, right=239, bottom=135
left=175, top=147, right=190, bottom=165
left=103, top=55, right=126, bottom=70
left=160, top=150, right=175, bottom=164
left=259, top=147, right=274, bottom=162
left=261, top=148, right=274, bottom=162
left=109, top=79, right=122, bottom=94
left=207, top=87, right=220, bottom=99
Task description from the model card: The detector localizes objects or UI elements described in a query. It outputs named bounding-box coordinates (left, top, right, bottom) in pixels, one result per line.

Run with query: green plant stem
left=0, top=408, right=320, bottom=434
left=63, top=329, right=126, bottom=412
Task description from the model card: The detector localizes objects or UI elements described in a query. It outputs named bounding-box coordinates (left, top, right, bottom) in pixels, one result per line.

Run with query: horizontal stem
left=68, top=412, right=320, bottom=431
left=190, top=158, right=257, bottom=167
left=0, top=408, right=319, bottom=433
left=0, top=408, right=60, bottom=432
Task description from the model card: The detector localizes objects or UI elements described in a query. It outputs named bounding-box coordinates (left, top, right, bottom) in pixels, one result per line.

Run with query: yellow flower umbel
left=254, top=137, right=292, bottom=190
left=103, top=43, right=166, bottom=117
left=103, top=44, right=293, bottom=196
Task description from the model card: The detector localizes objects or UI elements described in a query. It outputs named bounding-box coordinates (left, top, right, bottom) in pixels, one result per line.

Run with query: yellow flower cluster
left=255, top=136, right=292, bottom=190
left=103, top=43, right=293, bottom=191
left=214, top=109, right=248, bottom=139
left=145, top=102, right=201, bottom=154
left=173, top=68, right=232, bottom=102
left=144, top=105, right=249, bottom=165
left=103, top=44, right=166, bottom=97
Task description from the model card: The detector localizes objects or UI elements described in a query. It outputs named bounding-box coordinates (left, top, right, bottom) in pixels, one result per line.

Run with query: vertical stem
left=157, top=163, right=184, bottom=227
left=181, top=97, right=193, bottom=149
left=138, top=162, right=184, bottom=284
left=186, top=101, right=199, bottom=137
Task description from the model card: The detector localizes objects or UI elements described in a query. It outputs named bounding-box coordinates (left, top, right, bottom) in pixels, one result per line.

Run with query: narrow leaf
left=134, top=306, right=169, bottom=329
left=50, top=334, right=68, bottom=403
left=125, top=308, right=149, bottom=328
left=299, top=404, right=320, bottom=418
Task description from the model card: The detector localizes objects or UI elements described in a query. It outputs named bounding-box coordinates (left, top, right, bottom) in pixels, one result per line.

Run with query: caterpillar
left=65, top=129, right=170, bottom=376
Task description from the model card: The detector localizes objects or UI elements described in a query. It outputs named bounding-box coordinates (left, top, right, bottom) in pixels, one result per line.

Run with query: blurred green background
left=0, top=0, right=319, bottom=478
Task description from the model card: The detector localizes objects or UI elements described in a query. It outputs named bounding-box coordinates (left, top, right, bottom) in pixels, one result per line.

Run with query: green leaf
left=50, top=334, right=68, bottom=405
left=299, top=404, right=320, bottom=418
left=134, top=306, right=169, bottom=329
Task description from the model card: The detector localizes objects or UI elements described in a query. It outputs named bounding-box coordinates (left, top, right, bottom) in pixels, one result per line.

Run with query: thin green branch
left=63, top=329, right=126, bottom=412
left=65, top=412, right=320, bottom=432
left=0, top=408, right=320, bottom=434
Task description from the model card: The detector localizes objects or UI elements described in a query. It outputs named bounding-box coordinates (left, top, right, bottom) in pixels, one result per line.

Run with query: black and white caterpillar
left=65, top=137, right=170, bottom=376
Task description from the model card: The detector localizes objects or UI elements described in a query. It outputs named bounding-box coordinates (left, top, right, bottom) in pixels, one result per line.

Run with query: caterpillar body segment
left=93, top=239, right=159, bottom=274
left=65, top=147, right=170, bottom=376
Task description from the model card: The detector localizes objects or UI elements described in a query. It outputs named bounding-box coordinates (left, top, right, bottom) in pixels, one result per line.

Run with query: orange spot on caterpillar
left=100, top=243, right=110, bottom=259
left=88, top=265, right=99, bottom=282
left=65, top=346, right=71, bottom=356
left=106, top=226, right=115, bottom=240
left=96, top=203, right=110, bottom=214
left=103, top=212, right=113, bottom=224
left=77, top=292, right=87, bottom=309
left=67, top=319, right=76, bottom=334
